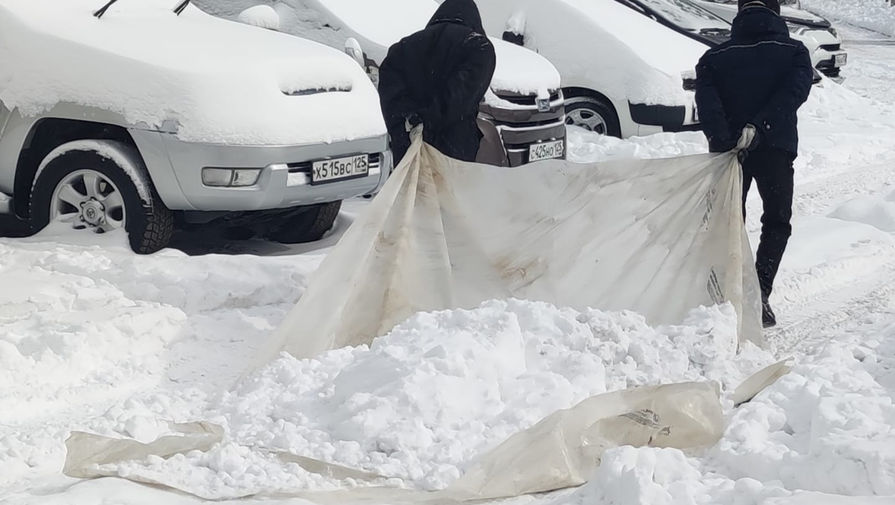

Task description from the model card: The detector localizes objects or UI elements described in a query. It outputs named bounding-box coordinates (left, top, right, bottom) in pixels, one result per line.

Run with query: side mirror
left=344, top=38, right=365, bottom=69
left=681, top=69, right=696, bottom=91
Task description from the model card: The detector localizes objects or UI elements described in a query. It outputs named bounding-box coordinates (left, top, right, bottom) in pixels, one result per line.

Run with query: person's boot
left=762, top=297, right=777, bottom=328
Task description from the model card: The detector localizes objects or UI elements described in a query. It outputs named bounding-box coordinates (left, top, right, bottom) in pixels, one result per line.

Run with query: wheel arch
left=13, top=118, right=141, bottom=217
left=561, top=87, right=623, bottom=137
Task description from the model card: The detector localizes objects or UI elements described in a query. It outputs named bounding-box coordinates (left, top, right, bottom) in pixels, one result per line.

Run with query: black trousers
left=742, top=148, right=795, bottom=300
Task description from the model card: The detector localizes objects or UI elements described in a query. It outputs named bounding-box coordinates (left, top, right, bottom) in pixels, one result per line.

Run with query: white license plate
left=834, top=53, right=847, bottom=67
left=312, top=154, right=369, bottom=184
left=529, top=140, right=565, bottom=162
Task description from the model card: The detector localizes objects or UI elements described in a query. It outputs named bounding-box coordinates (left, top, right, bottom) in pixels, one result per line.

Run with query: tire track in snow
left=758, top=158, right=895, bottom=355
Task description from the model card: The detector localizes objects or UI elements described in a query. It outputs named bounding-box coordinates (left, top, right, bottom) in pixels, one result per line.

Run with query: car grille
left=287, top=153, right=381, bottom=174
left=820, top=43, right=841, bottom=52
left=493, top=89, right=562, bottom=106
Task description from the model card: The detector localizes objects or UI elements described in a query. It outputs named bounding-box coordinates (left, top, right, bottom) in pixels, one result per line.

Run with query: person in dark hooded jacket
left=695, top=0, right=813, bottom=328
left=378, top=0, right=496, bottom=163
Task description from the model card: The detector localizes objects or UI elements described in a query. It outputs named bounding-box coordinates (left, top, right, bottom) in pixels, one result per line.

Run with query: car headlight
left=829, top=27, right=838, bottom=38
left=785, top=22, right=807, bottom=35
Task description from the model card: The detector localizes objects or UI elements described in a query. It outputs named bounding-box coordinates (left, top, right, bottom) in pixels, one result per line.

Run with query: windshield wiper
left=173, top=0, right=191, bottom=15
left=95, top=0, right=190, bottom=19
left=94, top=0, right=119, bottom=19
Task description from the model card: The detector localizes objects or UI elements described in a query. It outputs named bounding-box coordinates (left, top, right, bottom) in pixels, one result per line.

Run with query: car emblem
left=537, top=98, right=551, bottom=112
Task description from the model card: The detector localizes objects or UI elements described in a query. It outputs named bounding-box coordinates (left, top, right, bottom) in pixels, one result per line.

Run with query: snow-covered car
left=0, top=0, right=391, bottom=253
left=619, top=0, right=733, bottom=46
left=693, top=0, right=848, bottom=80
left=198, top=0, right=568, bottom=167
left=477, top=0, right=708, bottom=137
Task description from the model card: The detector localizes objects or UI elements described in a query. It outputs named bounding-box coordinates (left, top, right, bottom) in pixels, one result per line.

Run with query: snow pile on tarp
left=0, top=0, right=385, bottom=145
left=260, top=128, right=763, bottom=364
left=802, top=0, right=895, bottom=37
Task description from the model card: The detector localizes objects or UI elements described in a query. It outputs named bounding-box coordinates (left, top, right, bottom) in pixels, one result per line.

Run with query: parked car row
left=0, top=0, right=847, bottom=253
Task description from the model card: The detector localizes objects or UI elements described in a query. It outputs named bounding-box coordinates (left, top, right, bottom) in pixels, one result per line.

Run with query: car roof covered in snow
left=0, top=0, right=386, bottom=145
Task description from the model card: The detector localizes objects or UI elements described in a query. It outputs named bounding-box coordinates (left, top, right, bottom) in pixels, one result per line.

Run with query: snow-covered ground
left=802, top=0, right=895, bottom=38
left=2, top=23, right=895, bottom=505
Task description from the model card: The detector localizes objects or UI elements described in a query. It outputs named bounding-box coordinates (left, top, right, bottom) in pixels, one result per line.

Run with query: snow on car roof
left=0, top=0, right=386, bottom=145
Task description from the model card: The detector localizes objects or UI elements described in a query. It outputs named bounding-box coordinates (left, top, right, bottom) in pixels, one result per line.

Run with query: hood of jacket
left=426, top=0, right=486, bottom=35
left=731, top=6, right=789, bottom=41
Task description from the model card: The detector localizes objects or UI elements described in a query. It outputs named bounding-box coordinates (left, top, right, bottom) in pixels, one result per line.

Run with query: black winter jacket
left=378, top=0, right=496, bottom=162
left=695, top=7, right=813, bottom=155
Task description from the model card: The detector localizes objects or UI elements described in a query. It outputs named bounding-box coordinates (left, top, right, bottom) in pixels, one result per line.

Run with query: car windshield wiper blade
left=94, top=0, right=119, bottom=19
left=173, top=0, right=191, bottom=15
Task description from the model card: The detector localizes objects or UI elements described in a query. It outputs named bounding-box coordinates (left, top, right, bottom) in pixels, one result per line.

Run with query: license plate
left=311, top=154, right=369, bottom=184
left=834, top=53, right=847, bottom=67
left=529, top=140, right=564, bottom=162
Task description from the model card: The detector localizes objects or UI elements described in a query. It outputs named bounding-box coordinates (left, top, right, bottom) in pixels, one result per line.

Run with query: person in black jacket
left=378, top=0, right=496, bottom=163
left=695, top=0, right=813, bottom=328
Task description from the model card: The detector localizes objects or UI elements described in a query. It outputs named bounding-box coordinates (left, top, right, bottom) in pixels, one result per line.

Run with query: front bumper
left=815, top=49, right=847, bottom=78
left=479, top=91, right=567, bottom=166
left=130, top=130, right=390, bottom=212
left=629, top=102, right=701, bottom=133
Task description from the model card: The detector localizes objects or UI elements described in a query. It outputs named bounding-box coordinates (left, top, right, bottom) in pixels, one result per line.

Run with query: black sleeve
left=752, top=42, right=814, bottom=134
left=695, top=53, right=735, bottom=153
left=378, top=41, right=419, bottom=129
left=437, top=32, right=496, bottom=125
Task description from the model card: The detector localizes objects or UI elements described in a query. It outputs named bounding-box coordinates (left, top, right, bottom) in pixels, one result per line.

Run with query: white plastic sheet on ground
left=62, top=381, right=727, bottom=501
left=64, top=366, right=794, bottom=500
left=259, top=129, right=762, bottom=365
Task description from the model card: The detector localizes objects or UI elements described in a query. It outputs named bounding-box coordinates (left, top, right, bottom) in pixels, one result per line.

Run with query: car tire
left=269, top=200, right=342, bottom=244
left=30, top=140, right=174, bottom=254
left=564, top=95, right=622, bottom=138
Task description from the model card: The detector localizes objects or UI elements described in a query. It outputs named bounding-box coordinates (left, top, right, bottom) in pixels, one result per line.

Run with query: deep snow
left=2, top=19, right=895, bottom=505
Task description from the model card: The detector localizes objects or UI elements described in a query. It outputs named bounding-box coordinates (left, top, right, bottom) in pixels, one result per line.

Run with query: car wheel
left=30, top=140, right=174, bottom=254
left=564, top=95, right=622, bottom=138
left=269, top=200, right=342, bottom=244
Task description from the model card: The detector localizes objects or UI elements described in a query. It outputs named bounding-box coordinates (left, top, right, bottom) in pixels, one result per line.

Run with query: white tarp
left=64, top=366, right=796, bottom=500
left=62, top=381, right=726, bottom=501
left=257, top=129, right=762, bottom=366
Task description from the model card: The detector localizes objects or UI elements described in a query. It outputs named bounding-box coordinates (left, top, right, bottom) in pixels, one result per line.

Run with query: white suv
left=0, top=0, right=390, bottom=253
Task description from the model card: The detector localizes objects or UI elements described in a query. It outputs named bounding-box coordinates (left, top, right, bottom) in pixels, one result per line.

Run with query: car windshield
left=634, top=0, right=730, bottom=31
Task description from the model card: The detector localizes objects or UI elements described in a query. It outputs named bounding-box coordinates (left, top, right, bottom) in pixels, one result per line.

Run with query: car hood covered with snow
left=694, top=1, right=831, bottom=28
left=272, top=0, right=561, bottom=96
left=0, top=0, right=386, bottom=145
left=780, top=5, right=831, bottom=27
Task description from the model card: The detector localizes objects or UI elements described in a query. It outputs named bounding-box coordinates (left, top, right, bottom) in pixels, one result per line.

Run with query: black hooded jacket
left=378, top=0, right=496, bottom=162
left=695, top=6, right=813, bottom=155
